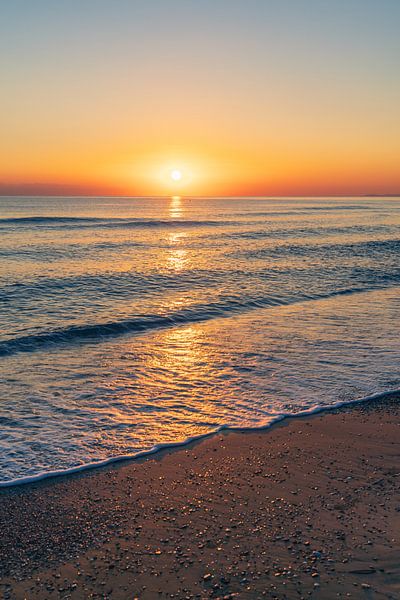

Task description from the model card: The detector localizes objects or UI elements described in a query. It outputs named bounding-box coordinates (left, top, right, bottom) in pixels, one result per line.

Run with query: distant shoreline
left=0, top=193, right=399, bottom=200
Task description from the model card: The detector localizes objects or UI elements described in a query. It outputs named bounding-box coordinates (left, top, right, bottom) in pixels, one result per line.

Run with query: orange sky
left=1, top=1, right=400, bottom=196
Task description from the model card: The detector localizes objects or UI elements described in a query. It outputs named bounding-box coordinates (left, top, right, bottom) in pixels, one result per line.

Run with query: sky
left=1, top=0, right=399, bottom=196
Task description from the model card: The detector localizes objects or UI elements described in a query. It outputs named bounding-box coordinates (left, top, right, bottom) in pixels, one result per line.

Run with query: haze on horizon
left=1, top=0, right=399, bottom=197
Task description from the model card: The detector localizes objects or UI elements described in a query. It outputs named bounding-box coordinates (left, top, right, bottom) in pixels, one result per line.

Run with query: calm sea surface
left=1, top=196, right=399, bottom=484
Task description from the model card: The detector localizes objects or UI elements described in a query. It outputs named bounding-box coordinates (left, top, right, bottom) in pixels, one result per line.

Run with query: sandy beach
left=0, top=393, right=399, bottom=600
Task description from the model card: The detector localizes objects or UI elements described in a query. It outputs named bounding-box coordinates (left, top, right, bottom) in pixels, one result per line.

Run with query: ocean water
left=1, top=196, right=400, bottom=485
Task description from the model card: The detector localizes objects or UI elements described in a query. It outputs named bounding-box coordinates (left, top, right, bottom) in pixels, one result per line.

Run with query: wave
left=228, top=205, right=381, bottom=218
left=238, top=237, right=400, bottom=259
left=0, top=283, right=396, bottom=357
left=0, top=215, right=229, bottom=229
left=0, top=239, right=146, bottom=261
left=0, top=268, right=228, bottom=302
left=0, top=216, right=103, bottom=224
left=222, top=225, right=394, bottom=241
left=0, top=388, right=398, bottom=488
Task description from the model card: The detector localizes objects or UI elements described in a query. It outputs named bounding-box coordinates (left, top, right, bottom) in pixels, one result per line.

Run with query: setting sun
left=170, top=169, right=182, bottom=182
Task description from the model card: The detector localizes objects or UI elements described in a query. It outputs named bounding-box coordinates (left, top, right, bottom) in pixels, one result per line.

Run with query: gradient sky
left=1, top=0, right=399, bottom=196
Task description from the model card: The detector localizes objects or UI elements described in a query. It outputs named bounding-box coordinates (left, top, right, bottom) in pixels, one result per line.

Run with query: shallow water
left=1, top=196, right=399, bottom=483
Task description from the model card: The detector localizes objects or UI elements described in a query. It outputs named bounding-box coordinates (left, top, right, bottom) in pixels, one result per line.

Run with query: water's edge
left=1, top=387, right=399, bottom=490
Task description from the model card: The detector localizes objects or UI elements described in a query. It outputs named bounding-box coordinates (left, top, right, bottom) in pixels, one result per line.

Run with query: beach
left=1, top=393, right=399, bottom=599
left=2, top=1, right=400, bottom=597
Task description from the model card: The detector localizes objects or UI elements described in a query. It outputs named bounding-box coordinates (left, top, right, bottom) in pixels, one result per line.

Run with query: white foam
left=0, top=388, right=398, bottom=489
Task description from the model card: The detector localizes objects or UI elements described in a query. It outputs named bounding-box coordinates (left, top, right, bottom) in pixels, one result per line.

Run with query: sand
left=0, top=393, right=399, bottom=599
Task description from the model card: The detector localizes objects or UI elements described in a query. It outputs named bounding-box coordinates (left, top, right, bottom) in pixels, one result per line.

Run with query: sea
left=1, top=196, right=399, bottom=485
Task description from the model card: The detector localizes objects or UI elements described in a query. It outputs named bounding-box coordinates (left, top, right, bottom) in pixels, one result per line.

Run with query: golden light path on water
left=93, top=320, right=232, bottom=447
left=169, top=195, right=183, bottom=218
left=92, top=196, right=231, bottom=447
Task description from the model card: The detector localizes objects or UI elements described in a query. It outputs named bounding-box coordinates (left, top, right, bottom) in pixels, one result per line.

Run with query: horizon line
left=1, top=193, right=400, bottom=199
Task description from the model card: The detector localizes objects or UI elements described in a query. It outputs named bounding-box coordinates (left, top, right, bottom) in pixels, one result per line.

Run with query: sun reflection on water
left=169, top=195, right=183, bottom=218
left=96, top=321, right=232, bottom=447
left=166, top=232, right=188, bottom=272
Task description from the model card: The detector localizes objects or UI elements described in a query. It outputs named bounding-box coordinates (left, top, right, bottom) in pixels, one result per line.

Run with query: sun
left=170, top=169, right=182, bottom=182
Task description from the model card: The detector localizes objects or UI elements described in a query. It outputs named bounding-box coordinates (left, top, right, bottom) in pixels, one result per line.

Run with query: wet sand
left=0, top=394, right=399, bottom=599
